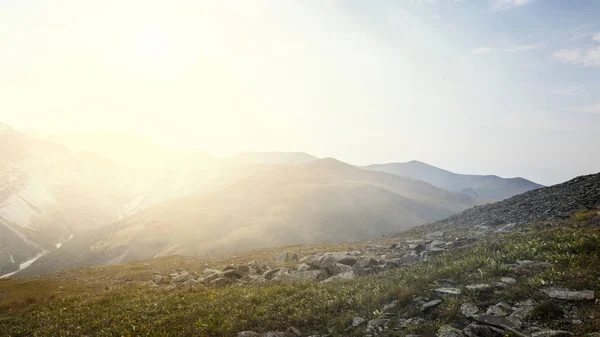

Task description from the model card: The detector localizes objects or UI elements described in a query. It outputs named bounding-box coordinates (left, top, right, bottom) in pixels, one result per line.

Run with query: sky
left=1, top=0, right=599, bottom=185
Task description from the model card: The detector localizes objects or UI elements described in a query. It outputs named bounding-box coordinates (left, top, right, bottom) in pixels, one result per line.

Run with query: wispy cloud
left=593, top=32, right=600, bottom=42
left=568, top=24, right=596, bottom=40
left=471, top=43, right=542, bottom=55
left=504, top=43, right=543, bottom=52
left=565, top=103, right=600, bottom=114
left=553, top=87, right=582, bottom=96
left=490, top=0, right=537, bottom=11
left=553, top=47, right=600, bottom=67
left=471, top=47, right=494, bottom=55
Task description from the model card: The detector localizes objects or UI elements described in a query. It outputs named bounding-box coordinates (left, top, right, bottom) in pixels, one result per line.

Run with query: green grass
left=572, top=209, right=599, bottom=222
left=0, top=224, right=599, bottom=336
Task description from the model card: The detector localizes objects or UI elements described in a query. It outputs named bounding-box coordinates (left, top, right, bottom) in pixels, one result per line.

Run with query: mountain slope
left=17, top=158, right=484, bottom=277
left=423, top=171, right=600, bottom=231
left=365, top=160, right=543, bottom=200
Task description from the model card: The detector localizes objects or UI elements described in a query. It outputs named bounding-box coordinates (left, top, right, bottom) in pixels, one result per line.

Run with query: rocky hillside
left=365, top=161, right=543, bottom=200
left=425, top=172, right=600, bottom=231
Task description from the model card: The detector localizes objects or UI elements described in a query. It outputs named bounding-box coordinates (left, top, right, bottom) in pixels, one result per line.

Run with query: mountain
left=365, top=160, right=543, bottom=200
left=423, top=171, right=600, bottom=231
left=224, top=151, right=318, bottom=166
left=16, top=158, right=484, bottom=277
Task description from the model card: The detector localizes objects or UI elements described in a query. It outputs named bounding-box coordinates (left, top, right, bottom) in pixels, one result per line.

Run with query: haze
left=2, top=0, right=600, bottom=185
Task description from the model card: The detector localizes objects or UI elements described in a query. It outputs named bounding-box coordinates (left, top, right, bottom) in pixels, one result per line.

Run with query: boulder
left=222, top=269, right=244, bottom=279
left=330, top=263, right=352, bottom=275
left=322, top=270, right=355, bottom=282
left=275, top=251, right=299, bottom=263
left=314, top=252, right=356, bottom=268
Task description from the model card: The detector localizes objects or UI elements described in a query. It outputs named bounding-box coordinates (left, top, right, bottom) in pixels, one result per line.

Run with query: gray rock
left=501, top=277, right=517, bottom=285
left=427, top=231, right=444, bottom=238
left=507, top=305, right=533, bottom=329
left=422, top=299, right=442, bottom=311
left=330, top=263, right=352, bottom=275
left=543, top=288, right=595, bottom=300
left=210, top=277, right=233, bottom=287
left=486, top=305, right=507, bottom=316
left=496, top=223, right=516, bottom=233
left=262, top=332, right=287, bottom=337
left=400, top=250, right=421, bottom=264
left=275, top=251, right=299, bottom=263
left=352, top=316, right=366, bottom=327
left=322, top=270, right=355, bottom=282
left=237, top=332, right=261, bottom=337
left=366, top=318, right=387, bottom=333
left=287, top=326, right=302, bottom=336
left=223, top=269, right=244, bottom=279
left=437, top=324, right=464, bottom=337
left=474, top=315, right=515, bottom=329
left=314, top=252, right=356, bottom=268
left=435, top=287, right=462, bottom=296
left=463, top=323, right=506, bottom=337
left=382, top=300, right=399, bottom=311
left=530, top=331, right=574, bottom=337
left=296, top=263, right=319, bottom=272
left=461, top=303, right=479, bottom=317
left=466, top=284, right=492, bottom=292
left=492, top=282, right=508, bottom=290
left=263, top=268, right=281, bottom=280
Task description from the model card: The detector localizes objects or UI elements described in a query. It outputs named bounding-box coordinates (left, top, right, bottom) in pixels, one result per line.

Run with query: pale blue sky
left=2, top=0, right=599, bottom=185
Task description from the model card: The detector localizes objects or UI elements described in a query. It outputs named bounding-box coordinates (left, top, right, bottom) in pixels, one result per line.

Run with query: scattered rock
left=210, top=277, right=234, bottom=287
left=352, top=317, right=366, bottom=327
left=275, top=251, right=299, bottom=263
left=322, top=270, right=355, bottom=282
left=437, top=324, right=464, bottom=337
left=422, top=299, right=442, bottom=311
left=543, top=288, right=595, bottom=301
left=382, top=300, right=399, bottom=311
left=501, top=277, right=517, bottom=285
left=287, top=326, right=302, bottom=336
left=460, top=303, right=479, bottom=317
left=530, top=330, right=574, bottom=337
left=435, top=287, right=462, bottom=296
left=366, top=318, right=387, bottom=334
left=427, top=231, right=444, bottom=238
left=463, top=323, right=506, bottom=337
left=466, top=284, right=492, bottom=293
left=237, top=332, right=261, bottom=337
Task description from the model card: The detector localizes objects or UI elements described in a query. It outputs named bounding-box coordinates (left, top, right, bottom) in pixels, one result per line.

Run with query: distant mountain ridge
left=365, top=160, right=543, bottom=200
left=16, top=158, right=485, bottom=277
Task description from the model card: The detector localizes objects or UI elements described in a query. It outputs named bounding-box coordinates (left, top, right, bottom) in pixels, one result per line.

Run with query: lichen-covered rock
left=543, top=288, right=595, bottom=300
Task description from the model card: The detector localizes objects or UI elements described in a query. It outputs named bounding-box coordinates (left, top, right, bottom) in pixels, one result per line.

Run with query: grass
left=572, top=209, right=599, bottom=222
left=0, top=224, right=599, bottom=336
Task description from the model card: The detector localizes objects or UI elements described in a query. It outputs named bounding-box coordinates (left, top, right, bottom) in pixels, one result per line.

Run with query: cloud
left=568, top=24, right=596, bottom=40
left=490, top=0, right=537, bottom=11
left=471, top=43, right=541, bottom=55
left=553, top=87, right=582, bottom=96
left=471, top=47, right=494, bottom=55
left=504, top=43, right=542, bottom=52
left=565, top=103, right=600, bottom=114
left=593, top=32, right=600, bottom=42
left=553, top=47, right=600, bottom=67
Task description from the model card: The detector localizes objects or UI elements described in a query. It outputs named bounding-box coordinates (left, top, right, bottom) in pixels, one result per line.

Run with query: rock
left=262, top=332, right=287, bottom=337
left=296, top=263, right=319, bottom=272
left=435, top=287, right=462, bottom=296
left=486, top=305, right=507, bottom=316
left=430, top=240, right=445, bottom=247
left=422, top=299, right=442, bottom=311
left=287, top=326, right=302, bottom=336
left=352, top=317, right=366, bottom=327
left=400, top=250, right=421, bottom=264
left=330, top=263, right=352, bottom=275
left=210, top=277, right=233, bottom=287
left=492, top=282, right=507, bottom=290
left=322, top=270, right=355, bottom=282
left=382, top=300, right=399, bottom=311
left=473, top=315, right=525, bottom=336
left=530, top=331, right=574, bottom=337
left=263, top=268, right=281, bottom=280
left=409, top=242, right=426, bottom=253
left=461, top=303, right=479, bottom=317
left=203, top=268, right=221, bottom=276
left=152, top=274, right=168, bottom=285
left=501, top=277, right=517, bottom=285
left=437, top=324, right=464, bottom=337
left=352, top=258, right=379, bottom=276
left=314, top=252, right=356, bottom=268
left=223, top=269, right=244, bottom=279
left=463, top=323, right=507, bottom=337
left=507, top=305, right=533, bottom=329
left=543, top=288, right=595, bottom=300
left=366, top=318, right=387, bottom=333
left=237, top=332, right=261, bottom=337
left=496, top=223, right=516, bottom=233
left=289, top=270, right=329, bottom=282
left=466, top=284, right=492, bottom=292
left=427, top=231, right=444, bottom=238
left=237, top=265, right=250, bottom=274
left=275, top=251, right=299, bottom=263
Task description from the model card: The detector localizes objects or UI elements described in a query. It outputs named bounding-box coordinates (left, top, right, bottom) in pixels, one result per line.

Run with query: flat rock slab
left=543, top=288, right=595, bottom=300
left=466, top=284, right=492, bottom=292
left=530, top=330, right=574, bottom=337
left=421, top=299, right=442, bottom=311
left=435, top=287, right=462, bottom=296
left=501, top=277, right=517, bottom=285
